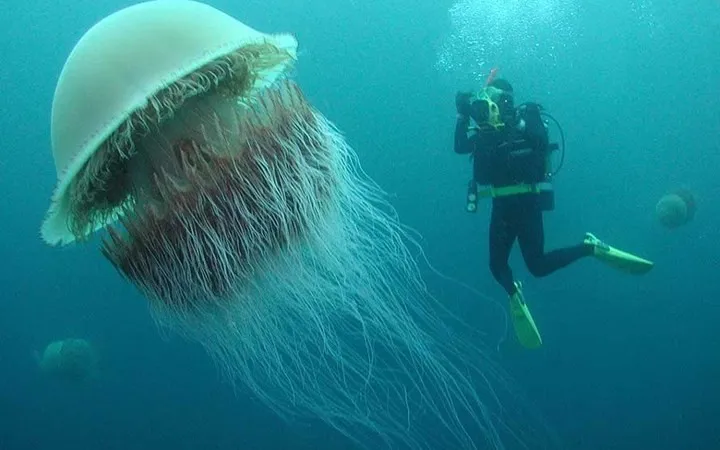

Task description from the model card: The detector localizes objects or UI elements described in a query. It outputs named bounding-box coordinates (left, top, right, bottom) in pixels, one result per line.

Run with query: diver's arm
left=454, top=115, right=474, bottom=154
left=454, top=91, right=475, bottom=154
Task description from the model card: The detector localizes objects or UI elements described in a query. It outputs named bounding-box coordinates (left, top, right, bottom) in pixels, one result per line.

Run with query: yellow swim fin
left=584, top=232, right=654, bottom=275
left=508, top=282, right=542, bottom=349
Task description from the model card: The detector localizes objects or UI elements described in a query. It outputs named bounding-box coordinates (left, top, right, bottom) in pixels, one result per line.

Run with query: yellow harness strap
left=477, top=182, right=552, bottom=199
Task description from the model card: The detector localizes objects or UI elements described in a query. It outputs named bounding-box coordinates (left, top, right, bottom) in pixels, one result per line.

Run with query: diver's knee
left=525, top=258, right=549, bottom=278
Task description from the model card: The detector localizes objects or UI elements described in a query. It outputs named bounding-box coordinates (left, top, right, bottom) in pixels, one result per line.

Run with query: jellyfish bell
left=655, top=194, right=686, bottom=228
left=36, top=338, right=99, bottom=382
left=656, top=188, right=696, bottom=229
left=40, top=1, right=535, bottom=448
left=42, top=0, right=298, bottom=244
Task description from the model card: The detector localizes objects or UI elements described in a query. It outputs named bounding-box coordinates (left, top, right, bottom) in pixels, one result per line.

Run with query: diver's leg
left=498, top=203, right=543, bottom=348
left=489, top=204, right=518, bottom=295
left=518, top=207, right=592, bottom=277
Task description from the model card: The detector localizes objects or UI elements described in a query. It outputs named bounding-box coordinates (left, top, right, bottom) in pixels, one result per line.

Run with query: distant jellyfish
left=39, top=1, right=525, bottom=448
left=36, top=338, right=99, bottom=382
left=656, top=188, right=696, bottom=229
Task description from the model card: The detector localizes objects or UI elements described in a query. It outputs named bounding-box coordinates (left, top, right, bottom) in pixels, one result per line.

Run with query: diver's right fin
left=584, top=233, right=654, bottom=275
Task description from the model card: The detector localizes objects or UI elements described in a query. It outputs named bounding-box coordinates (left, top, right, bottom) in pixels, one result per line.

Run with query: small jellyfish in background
left=35, top=338, right=99, bottom=382
left=655, top=188, right=696, bottom=229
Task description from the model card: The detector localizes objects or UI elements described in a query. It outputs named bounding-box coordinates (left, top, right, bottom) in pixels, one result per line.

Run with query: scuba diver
left=454, top=74, right=654, bottom=349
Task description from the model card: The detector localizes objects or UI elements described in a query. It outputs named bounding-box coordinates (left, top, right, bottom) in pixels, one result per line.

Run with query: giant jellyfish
left=41, top=1, right=522, bottom=448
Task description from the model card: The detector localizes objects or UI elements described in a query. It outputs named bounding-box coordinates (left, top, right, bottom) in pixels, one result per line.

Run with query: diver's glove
left=455, top=91, right=473, bottom=118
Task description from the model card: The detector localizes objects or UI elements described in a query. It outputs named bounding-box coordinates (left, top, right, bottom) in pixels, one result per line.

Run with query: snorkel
left=484, top=67, right=499, bottom=87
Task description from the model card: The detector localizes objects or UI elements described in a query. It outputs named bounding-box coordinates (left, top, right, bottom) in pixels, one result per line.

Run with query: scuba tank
left=517, top=102, right=566, bottom=179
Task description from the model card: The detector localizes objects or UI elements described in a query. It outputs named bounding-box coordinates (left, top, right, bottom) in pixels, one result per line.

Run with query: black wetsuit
left=454, top=106, right=592, bottom=296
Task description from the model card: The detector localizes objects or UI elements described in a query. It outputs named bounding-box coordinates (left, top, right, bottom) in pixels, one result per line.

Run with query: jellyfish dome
left=656, top=188, right=696, bottom=229
left=41, top=1, right=523, bottom=448
left=37, top=338, right=99, bottom=382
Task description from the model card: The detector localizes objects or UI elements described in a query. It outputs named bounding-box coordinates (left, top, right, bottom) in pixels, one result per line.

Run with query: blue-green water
left=1, top=1, right=718, bottom=449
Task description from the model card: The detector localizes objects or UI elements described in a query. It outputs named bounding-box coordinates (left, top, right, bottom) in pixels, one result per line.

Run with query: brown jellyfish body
left=40, top=1, right=519, bottom=449
left=656, top=188, right=696, bottom=229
